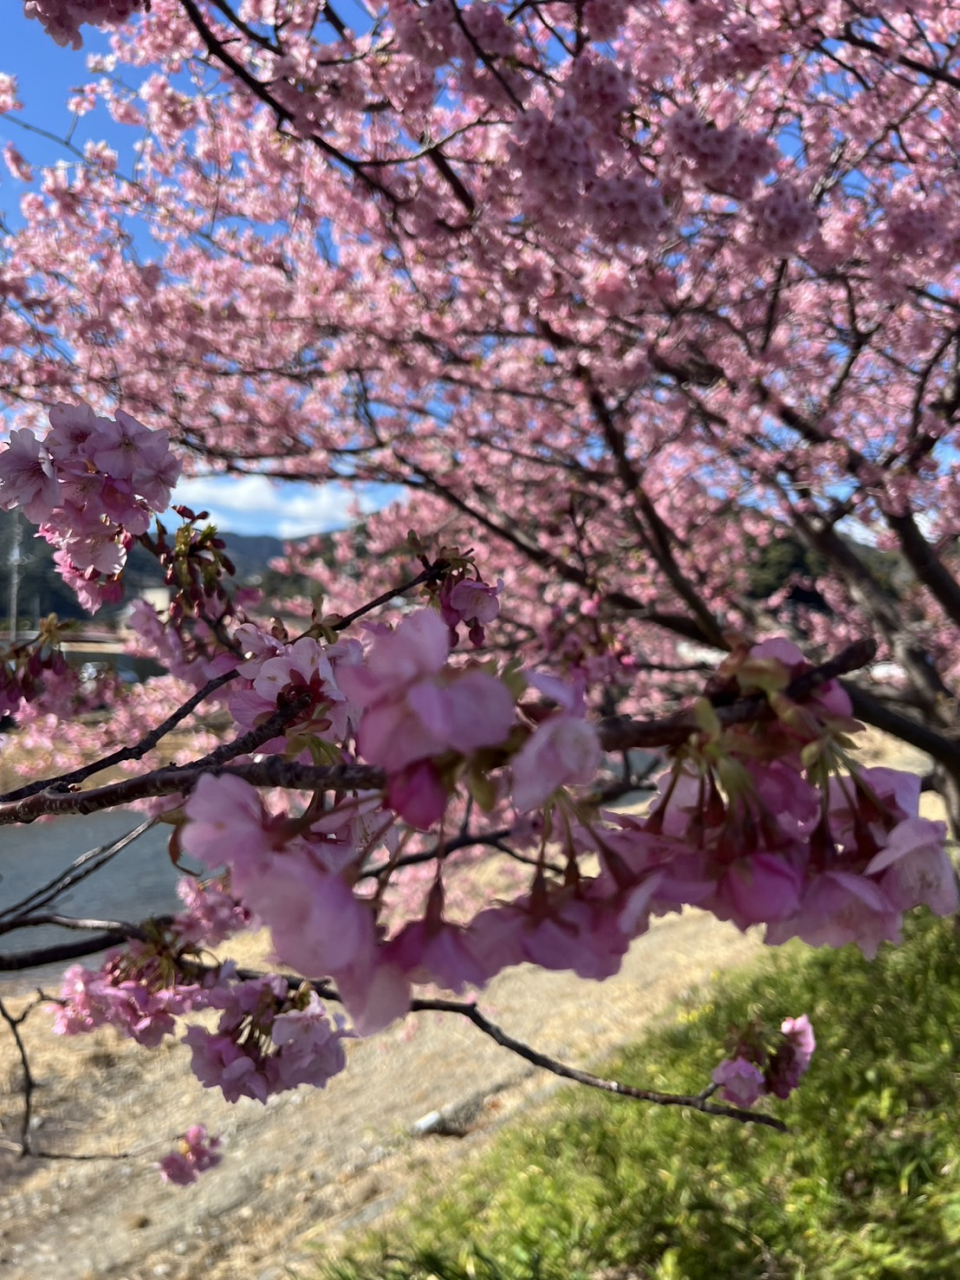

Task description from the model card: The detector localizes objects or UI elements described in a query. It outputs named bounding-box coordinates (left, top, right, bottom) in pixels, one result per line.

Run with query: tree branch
left=0, top=931, right=146, bottom=972
left=0, top=994, right=37, bottom=1156
left=412, top=997, right=788, bottom=1132
left=598, top=639, right=878, bottom=752
left=0, top=760, right=386, bottom=827
left=0, top=563, right=446, bottom=806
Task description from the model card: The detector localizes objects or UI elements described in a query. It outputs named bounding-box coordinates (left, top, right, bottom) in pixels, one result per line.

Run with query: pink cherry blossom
left=766, top=1015, right=817, bottom=1099
left=512, top=716, right=601, bottom=811
left=339, top=610, right=515, bottom=773
left=181, top=774, right=276, bottom=877
left=865, top=817, right=958, bottom=916
left=711, top=1057, right=765, bottom=1107
left=157, top=1125, right=222, bottom=1186
left=0, top=430, right=61, bottom=521
left=716, top=852, right=804, bottom=927
left=386, top=760, right=448, bottom=829
left=7, top=0, right=960, bottom=1175
left=440, top=575, right=502, bottom=646
left=387, top=914, right=489, bottom=993
left=764, top=871, right=903, bottom=959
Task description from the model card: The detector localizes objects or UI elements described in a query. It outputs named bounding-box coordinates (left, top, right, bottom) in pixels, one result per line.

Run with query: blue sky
left=1, top=6, right=394, bottom=541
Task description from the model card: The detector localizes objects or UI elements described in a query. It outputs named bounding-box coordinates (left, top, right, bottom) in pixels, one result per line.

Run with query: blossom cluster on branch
left=11, top=417, right=945, bottom=1175
left=3, top=0, right=960, bottom=1187
left=0, top=404, right=179, bottom=611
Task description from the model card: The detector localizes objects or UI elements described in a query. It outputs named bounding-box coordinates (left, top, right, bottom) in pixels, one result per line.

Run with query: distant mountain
left=0, top=510, right=291, bottom=625
left=219, top=532, right=288, bottom=584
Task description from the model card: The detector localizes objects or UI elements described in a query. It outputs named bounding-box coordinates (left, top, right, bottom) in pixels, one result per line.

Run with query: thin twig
left=147, top=958, right=788, bottom=1131
left=1, top=564, right=447, bottom=805
left=0, top=994, right=36, bottom=1156
left=409, top=998, right=788, bottom=1131
left=0, top=820, right=158, bottom=925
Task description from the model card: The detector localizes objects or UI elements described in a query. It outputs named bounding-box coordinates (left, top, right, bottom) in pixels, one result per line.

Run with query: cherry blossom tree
left=1, top=1, right=959, bottom=1176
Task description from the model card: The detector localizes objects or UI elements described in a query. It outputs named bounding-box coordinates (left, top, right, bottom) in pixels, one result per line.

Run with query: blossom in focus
left=338, top=609, right=515, bottom=772
left=0, top=429, right=61, bottom=521
left=439, top=575, right=502, bottom=646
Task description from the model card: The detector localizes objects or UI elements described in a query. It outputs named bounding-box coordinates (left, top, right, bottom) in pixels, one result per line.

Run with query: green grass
left=315, top=912, right=960, bottom=1280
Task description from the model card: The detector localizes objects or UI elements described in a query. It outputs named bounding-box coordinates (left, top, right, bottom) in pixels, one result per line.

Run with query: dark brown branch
left=205, top=0, right=281, bottom=51
left=0, top=931, right=145, bottom=971
left=413, top=997, right=788, bottom=1131
left=0, top=563, right=446, bottom=806
left=579, top=373, right=726, bottom=650
left=0, top=994, right=37, bottom=1156
left=753, top=378, right=960, bottom=634
left=177, top=0, right=395, bottom=201
left=0, top=642, right=877, bottom=826
left=843, top=682, right=960, bottom=773
left=216, top=956, right=786, bottom=1130
left=0, top=670, right=237, bottom=804
left=0, top=760, right=385, bottom=826
left=401, top=460, right=715, bottom=645
left=332, top=561, right=448, bottom=629
left=115, top=948, right=789, bottom=1131
left=423, top=146, right=477, bottom=215
left=598, top=639, right=878, bottom=753
left=838, top=22, right=960, bottom=91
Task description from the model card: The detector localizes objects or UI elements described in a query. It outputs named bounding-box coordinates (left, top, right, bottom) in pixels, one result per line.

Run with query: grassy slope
left=319, top=912, right=960, bottom=1280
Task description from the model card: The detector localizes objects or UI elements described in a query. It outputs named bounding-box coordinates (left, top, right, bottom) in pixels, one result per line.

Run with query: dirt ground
left=0, top=729, right=945, bottom=1280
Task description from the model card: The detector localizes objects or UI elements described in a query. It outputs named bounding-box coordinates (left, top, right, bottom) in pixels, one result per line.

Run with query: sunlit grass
left=318, top=911, right=960, bottom=1280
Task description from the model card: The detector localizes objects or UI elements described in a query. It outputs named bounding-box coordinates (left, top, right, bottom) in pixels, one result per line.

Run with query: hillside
left=0, top=510, right=289, bottom=625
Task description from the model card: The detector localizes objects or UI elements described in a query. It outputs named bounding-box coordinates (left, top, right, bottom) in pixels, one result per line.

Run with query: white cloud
left=169, top=474, right=399, bottom=539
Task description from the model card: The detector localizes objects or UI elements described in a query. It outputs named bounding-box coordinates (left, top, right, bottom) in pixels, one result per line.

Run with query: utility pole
left=7, top=509, right=21, bottom=644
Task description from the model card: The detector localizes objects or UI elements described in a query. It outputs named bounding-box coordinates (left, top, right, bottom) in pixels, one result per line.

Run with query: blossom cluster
left=753, top=181, right=818, bottom=255
left=598, top=642, right=956, bottom=960
left=712, top=1014, right=816, bottom=1107
left=5, top=0, right=960, bottom=1201
left=173, top=875, right=254, bottom=948
left=184, top=976, right=349, bottom=1103
left=171, top=633, right=956, bottom=1053
left=510, top=105, right=598, bottom=219
left=54, top=949, right=204, bottom=1047
left=228, top=629, right=361, bottom=747
left=53, top=913, right=350, bottom=1104
left=667, top=104, right=778, bottom=198
left=24, top=0, right=145, bottom=51
left=157, top=1125, right=222, bottom=1186
left=39, top=592, right=955, bottom=1186
left=0, top=403, right=180, bottom=612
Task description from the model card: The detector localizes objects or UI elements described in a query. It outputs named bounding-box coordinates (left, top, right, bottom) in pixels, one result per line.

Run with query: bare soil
left=0, top=729, right=944, bottom=1280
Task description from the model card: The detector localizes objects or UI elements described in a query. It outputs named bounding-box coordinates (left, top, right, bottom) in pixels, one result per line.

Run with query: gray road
left=0, top=812, right=184, bottom=982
